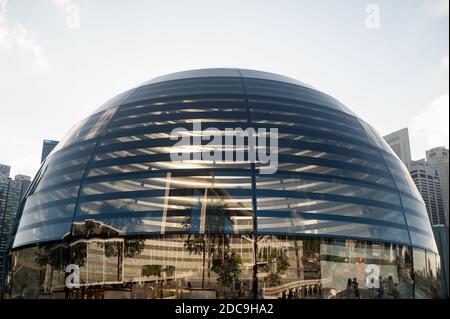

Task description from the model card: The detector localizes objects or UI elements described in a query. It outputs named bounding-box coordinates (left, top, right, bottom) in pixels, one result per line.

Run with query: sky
left=0, top=0, right=449, bottom=178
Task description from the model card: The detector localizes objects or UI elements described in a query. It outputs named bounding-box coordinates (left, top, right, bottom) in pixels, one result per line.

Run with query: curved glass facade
left=5, top=69, right=442, bottom=299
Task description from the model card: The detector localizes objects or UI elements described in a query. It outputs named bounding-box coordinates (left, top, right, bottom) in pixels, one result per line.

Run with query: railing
left=261, top=276, right=334, bottom=296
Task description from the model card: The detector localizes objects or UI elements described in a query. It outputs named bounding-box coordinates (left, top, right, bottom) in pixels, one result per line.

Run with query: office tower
left=433, top=225, right=449, bottom=298
left=13, top=175, right=31, bottom=200
left=426, top=147, right=449, bottom=226
left=40, top=139, right=59, bottom=163
left=0, top=170, right=30, bottom=293
left=383, top=128, right=412, bottom=167
left=0, top=165, right=10, bottom=177
left=409, top=159, right=446, bottom=226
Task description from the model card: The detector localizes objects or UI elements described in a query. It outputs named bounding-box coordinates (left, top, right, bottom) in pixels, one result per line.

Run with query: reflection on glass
left=413, top=248, right=440, bottom=299
left=8, top=237, right=419, bottom=299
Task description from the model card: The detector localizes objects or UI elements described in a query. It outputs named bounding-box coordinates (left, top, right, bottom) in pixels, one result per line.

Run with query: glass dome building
left=5, top=69, right=442, bottom=299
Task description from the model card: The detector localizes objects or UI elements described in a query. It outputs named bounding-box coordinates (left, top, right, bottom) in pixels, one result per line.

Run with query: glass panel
left=9, top=236, right=255, bottom=299
left=257, top=237, right=413, bottom=299
left=13, top=223, right=72, bottom=247
left=7, top=237, right=417, bottom=299
left=413, top=248, right=432, bottom=299
left=92, top=88, right=136, bottom=114
left=141, top=69, right=241, bottom=86
left=125, top=78, right=245, bottom=105
left=75, top=171, right=254, bottom=236
left=53, top=107, right=118, bottom=152
left=426, top=252, right=439, bottom=298
left=244, top=78, right=349, bottom=114
left=256, top=215, right=410, bottom=244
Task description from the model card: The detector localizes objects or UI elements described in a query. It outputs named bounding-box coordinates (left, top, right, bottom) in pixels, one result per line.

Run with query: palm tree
left=184, top=204, right=233, bottom=290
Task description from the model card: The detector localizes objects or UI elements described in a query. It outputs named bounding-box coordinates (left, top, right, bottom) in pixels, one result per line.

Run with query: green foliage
left=97, top=238, right=146, bottom=258
left=183, top=204, right=239, bottom=290
left=265, top=273, right=281, bottom=287
left=184, top=235, right=205, bottom=255
left=276, top=251, right=290, bottom=274
left=211, top=253, right=242, bottom=288
left=142, top=265, right=162, bottom=277
left=268, top=250, right=290, bottom=274
left=123, top=238, right=146, bottom=258
left=34, top=242, right=89, bottom=270
left=34, top=245, right=69, bottom=270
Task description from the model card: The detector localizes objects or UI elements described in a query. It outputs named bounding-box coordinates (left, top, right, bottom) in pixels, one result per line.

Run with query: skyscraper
left=13, top=175, right=31, bottom=200
left=0, top=168, right=31, bottom=293
left=433, top=225, right=449, bottom=298
left=383, top=128, right=412, bottom=167
left=426, top=147, right=449, bottom=226
left=0, top=165, right=10, bottom=177
left=409, top=159, right=446, bottom=226
left=40, top=139, right=59, bottom=163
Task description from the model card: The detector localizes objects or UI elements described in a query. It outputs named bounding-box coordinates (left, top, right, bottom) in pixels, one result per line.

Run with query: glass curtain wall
left=9, top=236, right=437, bottom=299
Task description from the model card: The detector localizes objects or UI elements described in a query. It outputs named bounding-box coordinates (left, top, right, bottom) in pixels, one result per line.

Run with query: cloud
left=49, top=0, right=80, bottom=29
left=411, top=94, right=450, bottom=151
left=442, top=56, right=449, bottom=68
left=51, top=0, right=71, bottom=8
left=0, top=0, right=6, bottom=24
left=424, top=0, right=449, bottom=18
left=0, top=0, right=49, bottom=70
left=8, top=153, right=40, bottom=178
left=0, top=136, right=41, bottom=178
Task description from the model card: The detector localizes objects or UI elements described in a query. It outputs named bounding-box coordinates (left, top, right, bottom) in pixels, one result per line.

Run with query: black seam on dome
left=237, top=68, right=259, bottom=298
left=69, top=108, right=121, bottom=240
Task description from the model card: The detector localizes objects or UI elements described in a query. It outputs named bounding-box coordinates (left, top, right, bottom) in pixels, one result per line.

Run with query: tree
left=211, top=252, right=242, bottom=289
left=142, top=265, right=162, bottom=277
left=98, top=238, right=146, bottom=258
left=265, top=273, right=281, bottom=287
left=184, top=204, right=232, bottom=290
left=264, top=249, right=290, bottom=288
left=96, top=237, right=146, bottom=282
left=268, top=250, right=290, bottom=274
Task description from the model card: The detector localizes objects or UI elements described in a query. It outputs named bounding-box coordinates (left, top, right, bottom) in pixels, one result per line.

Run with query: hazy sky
left=1, top=0, right=449, bottom=177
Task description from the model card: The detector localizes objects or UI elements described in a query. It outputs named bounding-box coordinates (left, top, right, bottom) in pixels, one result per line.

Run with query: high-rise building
left=433, top=225, right=449, bottom=298
left=426, top=147, right=449, bottom=226
left=13, top=175, right=31, bottom=200
left=383, top=128, right=412, bottom=167
left=0, top=169, right=30, bottom=293
left=40, top=139, right=59, bottom=163
left=409, top=159, right=446, bottom=226
left=4, top=69, right=443, bottom=299
left=0, top=165, right=10, bottom=177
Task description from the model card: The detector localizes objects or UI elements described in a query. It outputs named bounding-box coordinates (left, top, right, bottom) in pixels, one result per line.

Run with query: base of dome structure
left=4, top=234, right=441, bottom=299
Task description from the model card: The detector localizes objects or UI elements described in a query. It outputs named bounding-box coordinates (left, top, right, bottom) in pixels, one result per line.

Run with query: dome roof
left=11, top=69, right=437, bottom=254
left=94, top=68, right=356, bottom=116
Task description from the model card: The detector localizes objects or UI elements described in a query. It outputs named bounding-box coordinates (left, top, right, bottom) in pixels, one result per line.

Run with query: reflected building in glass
left=4, top=69, right=443, bottom=299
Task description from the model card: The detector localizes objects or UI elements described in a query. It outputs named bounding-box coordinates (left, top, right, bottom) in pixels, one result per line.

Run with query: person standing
left=346, top=278, right=353, bottom=299
left=352, top=277, right=360, bottom=299
left=387, top=276, right=395, bottom=299
left=377, top=276, right=384, bottom=299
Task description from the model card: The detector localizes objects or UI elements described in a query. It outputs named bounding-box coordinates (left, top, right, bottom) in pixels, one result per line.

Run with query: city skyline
left=383, top=128, right=448, bottom=227
left=0, top=0, right=449, bottom=178
left=0, top=167, right=30, bottom=292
